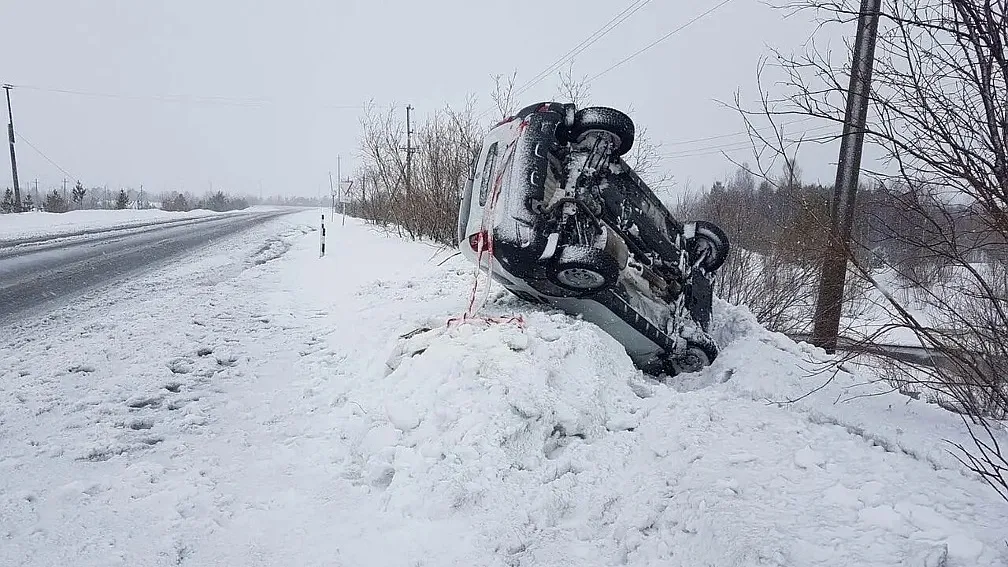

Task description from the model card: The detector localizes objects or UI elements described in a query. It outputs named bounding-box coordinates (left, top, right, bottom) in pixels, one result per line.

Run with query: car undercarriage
left=458, top=102, right=730, bottom=377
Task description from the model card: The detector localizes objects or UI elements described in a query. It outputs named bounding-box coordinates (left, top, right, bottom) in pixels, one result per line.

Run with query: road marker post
left=320, top=213, right=326, bottom=257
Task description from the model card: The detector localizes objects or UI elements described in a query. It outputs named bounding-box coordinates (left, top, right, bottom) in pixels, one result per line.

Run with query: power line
left=15, top=131, right=76, bottom=181
left=587, top=0, right=737, bottom=83
left=659, top=116, right=819, bottom=147
left=476, top=0, right=736, bottom=128
left=660, top=123, right=837, bottom=158
left=513, top=0, right=653, bottom=98
left=662, top=141, right=754, bottom=159
left=6, top=83, right=366, bottom=109
left=477, top=0, right=653, bottom=121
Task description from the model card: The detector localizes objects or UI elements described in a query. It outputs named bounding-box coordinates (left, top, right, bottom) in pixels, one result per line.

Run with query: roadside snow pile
left=2, top=211, right=1004, bottom=566
left=704, top=298, right=994, bottom=473
left=0, top=207, right=249, bottom=244
left=329, top=293, right=1008, bottom=565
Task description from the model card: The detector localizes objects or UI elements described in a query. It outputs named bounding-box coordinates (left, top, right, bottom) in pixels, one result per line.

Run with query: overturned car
left=457, top=102, right=729, bottom=376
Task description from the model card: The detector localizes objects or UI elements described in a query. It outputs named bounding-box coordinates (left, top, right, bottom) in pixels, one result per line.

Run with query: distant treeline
left=0, top=184, right=256, bottom=214
left=159, top=190, right=249, bottom=213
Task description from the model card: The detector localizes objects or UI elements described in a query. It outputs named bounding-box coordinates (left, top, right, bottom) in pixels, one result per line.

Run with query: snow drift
left=2, top=211, right=1004, bottom=566
left=328, top=290, right=1008, bottom=566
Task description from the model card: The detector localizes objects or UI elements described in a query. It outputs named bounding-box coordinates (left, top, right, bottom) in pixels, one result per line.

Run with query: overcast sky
left=0, top=0, right=856, bottom=198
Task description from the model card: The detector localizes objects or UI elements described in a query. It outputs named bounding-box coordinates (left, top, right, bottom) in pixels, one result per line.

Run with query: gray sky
left=0, top=0, right=853, bottom=198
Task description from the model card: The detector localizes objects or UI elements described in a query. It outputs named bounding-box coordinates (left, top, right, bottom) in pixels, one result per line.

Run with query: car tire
left=549, top=245, right=620, bottom=294
left=571, top=107, right=635, bottom=156
left=665, top=343, right=717, bottom=375
left=689, top=220, right=730, bottom=273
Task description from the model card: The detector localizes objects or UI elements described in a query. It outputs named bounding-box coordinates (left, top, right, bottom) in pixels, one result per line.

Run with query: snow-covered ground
left=0, top=207, right=268, bottom=244
left=1, top=210, right=1005, bottom=566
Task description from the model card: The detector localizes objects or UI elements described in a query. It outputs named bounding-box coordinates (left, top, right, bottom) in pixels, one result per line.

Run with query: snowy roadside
left=1, top=210, right=1005, bottom=566
left=0, top=206, right=286, bottom=246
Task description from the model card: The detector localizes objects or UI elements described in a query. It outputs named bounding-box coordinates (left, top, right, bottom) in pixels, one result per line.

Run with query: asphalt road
left=0, top=209, right=294, bottom=323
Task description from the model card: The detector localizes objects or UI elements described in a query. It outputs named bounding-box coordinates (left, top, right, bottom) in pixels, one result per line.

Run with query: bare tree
left=554, top=67, right=674, bottom=192
left=625, top=124, right=674, bottom=193
left=354, top=98, right=482, bottom=246
left=359, top=102, right=408, bottom=236
left=744, top=0, right=1007, bottom=499
left=491, top=71, right=518, bottom=122
left=555, top=63, right=592, bottom=108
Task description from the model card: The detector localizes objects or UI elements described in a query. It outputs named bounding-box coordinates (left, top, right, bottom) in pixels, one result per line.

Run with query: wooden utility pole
left=328, top=171, right=334, bottom=219
left=405, top=105, right=414, bottom=195
left=810, top=0, right=882, bottom=353
left=329, top=162, right=337, bottom=220
left=4, top=85, right=22, bottom=212
left=341, top=176, right=353, bottom=226
left=360, top=171, right=367, bottom=221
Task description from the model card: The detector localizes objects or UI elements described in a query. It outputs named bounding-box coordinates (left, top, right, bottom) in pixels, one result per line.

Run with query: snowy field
left=1, top=210, right=1005, bottom=566
left=0, top=207, right=268, bottom=244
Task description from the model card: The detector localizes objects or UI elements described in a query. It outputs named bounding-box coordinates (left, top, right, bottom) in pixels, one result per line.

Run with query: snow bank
left=2, top=211, right=1005, bottom=566
left=0, top=207, right=259, bottom=243
left=326, top=290, right=1008, bottom=565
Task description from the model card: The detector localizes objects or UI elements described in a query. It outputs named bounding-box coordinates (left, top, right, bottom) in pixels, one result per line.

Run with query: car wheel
left=689, top=220, right=730, bottom=273
left=549, top=245, right=620, bottom=293
left=667, top=345, right=711, bottom=375
left=665, top=341, right=718, bottom=375
left=571, top=107, right=635, bottom=156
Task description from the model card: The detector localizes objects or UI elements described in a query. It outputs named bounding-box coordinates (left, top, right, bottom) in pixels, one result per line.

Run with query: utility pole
left=810, top=0, right=882, bottom=353
left=329, top=168, right=335, bottom=220
left=341, top=176, right=353, bottom=226
left=4, top=84, right=22, bottom=212
left=404, top=105, right=414, bottom=195
left=360, top=171, right=367, bottom=221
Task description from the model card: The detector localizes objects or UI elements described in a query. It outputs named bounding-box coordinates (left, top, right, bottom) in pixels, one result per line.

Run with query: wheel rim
left=670, top=346, right=711, bottom=375
left=556, top=267, right=606, bottom=290
left=577, top=130, right=621, bottom=150
left=695, top=236, right=717, bottom=267
left=695, top=234, right=727, bottom=271
left=694, top=223, right=728, bottom=271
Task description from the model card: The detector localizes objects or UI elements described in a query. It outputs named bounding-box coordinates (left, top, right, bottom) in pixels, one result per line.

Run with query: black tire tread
left=571, top=107, right=635, bottom=156
left=691, top=220, right=730, bottom=273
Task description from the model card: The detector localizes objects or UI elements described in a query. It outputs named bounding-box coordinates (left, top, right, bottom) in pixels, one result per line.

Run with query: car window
left=479, top=142, right=499, bottom=207
left=457, top=167, right=475, bottom=244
